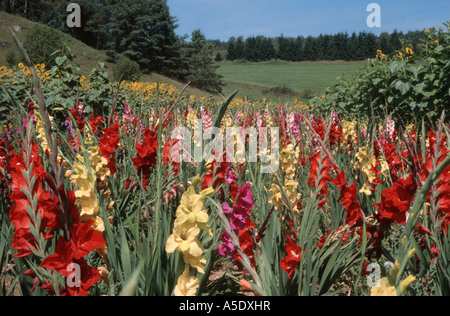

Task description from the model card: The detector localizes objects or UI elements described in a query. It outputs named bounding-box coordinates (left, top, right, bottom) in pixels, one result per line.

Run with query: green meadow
left=217, top=60, right=365, bottom=102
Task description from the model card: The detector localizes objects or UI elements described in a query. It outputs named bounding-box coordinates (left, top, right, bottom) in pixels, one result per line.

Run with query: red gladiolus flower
left=69, top=103, right=86, bottom=134
left=373, top=174, right=416, bottom=225
left=88, top=115, right=104, bottom=136
left=332, top=171, right=364, bottom=227
left=40, top=195, right=105, bottom=296
left=201, top=160, right=229, bottom=191
left=41, top=237, right=102, bottom=296
left=217, top=183, right=257, bottom=269
left=99, top=123, right=120, bottom=175
left=8, top=143, right=62, bottom=257
left=318, top=229, right=331, bottom=248
left=132, top=128, right=158, bottom=188
left=280, top=235, right=302, bottom=279
left=308, top=152, right=332, bottom=191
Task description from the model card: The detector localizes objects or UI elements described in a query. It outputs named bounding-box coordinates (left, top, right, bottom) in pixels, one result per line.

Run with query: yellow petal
left=400, top=275, right=416, bottom=295
left=188, top=240, right=203, bottom=257
left=200, top=187, right=214, bottom=199
left=165, top=235, right=179, bottom=253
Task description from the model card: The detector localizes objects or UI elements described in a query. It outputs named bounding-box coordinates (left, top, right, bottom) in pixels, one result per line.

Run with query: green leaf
left=55, top=56, right=67, bottom=67
left=394, top=80, right=411, bottom=95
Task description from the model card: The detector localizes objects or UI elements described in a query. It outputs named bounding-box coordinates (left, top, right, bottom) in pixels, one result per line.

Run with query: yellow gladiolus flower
left=175, top=186, right=213, bottom=235
left=268, top=183, right=283, bottom=211
left=166, top=225, right=206, bottom=273
left=166, top=225, right=202, bottom=256
left=359, top=182, right=373, bottom=196
left=174, top=267, right=200, bottom=297
left=370, top=277, right=397, bottom=296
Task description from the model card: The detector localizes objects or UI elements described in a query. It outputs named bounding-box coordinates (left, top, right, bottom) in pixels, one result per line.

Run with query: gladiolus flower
left=280, top=235, right=302, bottom=279
left=370, top=277, right=397, bottom=296
left=174, top=267, right=200, bottom=296
left=166, top=225, right=206, bottom=274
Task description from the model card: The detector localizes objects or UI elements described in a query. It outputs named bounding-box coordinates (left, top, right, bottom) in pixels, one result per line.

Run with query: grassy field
left=218, top=60, right=365, bottom=103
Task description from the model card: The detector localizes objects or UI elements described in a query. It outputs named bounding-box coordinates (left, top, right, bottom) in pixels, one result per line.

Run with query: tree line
left=1, top=0, right=223, bottom=93
left=224, top=31, right=427, bottom=62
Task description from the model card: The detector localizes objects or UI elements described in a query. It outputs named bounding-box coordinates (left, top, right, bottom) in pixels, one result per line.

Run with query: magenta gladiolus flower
left=217, top=182, right=255, bottom=258
left=217, top=231, right=234, bottom=258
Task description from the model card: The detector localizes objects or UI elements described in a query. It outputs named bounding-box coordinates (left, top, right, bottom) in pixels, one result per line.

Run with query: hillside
left=0, top=11, right=212, bottom=98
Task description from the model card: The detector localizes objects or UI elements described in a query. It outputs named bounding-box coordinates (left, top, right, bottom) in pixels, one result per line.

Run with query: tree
left=244, top=36, right=257, bottom=61
left=183, top=29, right=223, bottom=94
left=235, top=36, right=245, bottom=60
left=389, top=30, right=402, bottom=52
left=379, top=32, right=392, bottom=54
left=226, top=37, right=237, bottom=61
left=215, top=52, right=223, bottom=62
left=261, top=37, right=276, bottom=60
left=107, top=0, right=184, bottom=77
left=303, top=36, right=316, bottom=61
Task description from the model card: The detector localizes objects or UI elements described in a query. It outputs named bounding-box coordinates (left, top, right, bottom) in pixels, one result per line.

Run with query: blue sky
left=167, top=0, right=450, bottom=41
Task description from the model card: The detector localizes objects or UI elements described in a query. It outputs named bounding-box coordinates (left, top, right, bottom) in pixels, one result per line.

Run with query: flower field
left=0, top=26, right=450, bottom=297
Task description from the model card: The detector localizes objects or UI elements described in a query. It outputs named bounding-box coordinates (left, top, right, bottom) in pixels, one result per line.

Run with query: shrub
left=5, top=50, right=17, bottom=67
left=313, top=21, right=450, bottom=124
left=23, top=25, right=63, bottom=67
left=113, top=55, right=141, bottom=82
left=262, top=85, right=297, bottom=97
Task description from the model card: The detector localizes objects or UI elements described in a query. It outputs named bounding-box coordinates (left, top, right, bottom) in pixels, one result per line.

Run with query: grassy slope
left=218, top=60, right=365, bottom=103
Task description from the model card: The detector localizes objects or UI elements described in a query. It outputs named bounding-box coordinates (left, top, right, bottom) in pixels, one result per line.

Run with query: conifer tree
left=183, top=29, right=223, bottom=93
left=107, top=0, right=184, bottom=77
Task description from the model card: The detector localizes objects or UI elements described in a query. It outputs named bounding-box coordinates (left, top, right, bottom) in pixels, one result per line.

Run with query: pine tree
left=303, top=36, right=316, bottom=61
left=261, top=37, right=276, bottom=60
left=226, top=37, right=237, bottom=61
left=245, top=36, right=257, bottom=61
left=389, top=30, right=402, bottom=52
left=183, top=29, right=223, bottom=93
left=215, top=52, right=223, bottom=62
left=107, top=0, right=184, bottom=77
left=235, top=36, right=245, bottom=60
